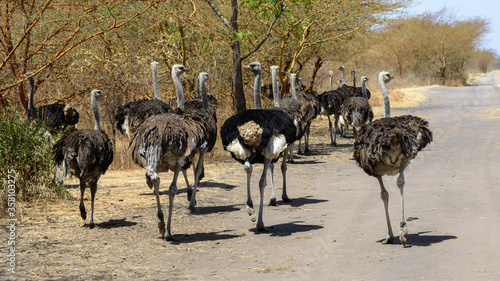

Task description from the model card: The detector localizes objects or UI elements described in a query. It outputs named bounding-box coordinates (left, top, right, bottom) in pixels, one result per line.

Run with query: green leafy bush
left=0, top=108, right=70, bottom=208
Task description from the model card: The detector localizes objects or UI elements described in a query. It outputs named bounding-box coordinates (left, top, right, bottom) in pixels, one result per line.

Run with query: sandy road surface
left=2, top=72, right=500, bottom=280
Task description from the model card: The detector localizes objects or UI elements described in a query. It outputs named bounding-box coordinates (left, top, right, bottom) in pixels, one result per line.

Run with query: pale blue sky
left=405, top=0, right=500, bottom=55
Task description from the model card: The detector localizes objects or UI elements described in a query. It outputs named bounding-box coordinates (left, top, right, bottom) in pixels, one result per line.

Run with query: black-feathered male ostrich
left=53, top=89, right=114, bottom=228
left=339, top=76, right=373, bottom=137
left=353, top=71, right=433, bottom=246
left=220, top=62, right=297, bottom=231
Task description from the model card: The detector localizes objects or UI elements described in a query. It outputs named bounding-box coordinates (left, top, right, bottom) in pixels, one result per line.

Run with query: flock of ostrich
left=26, top=61, right=433, bottom=246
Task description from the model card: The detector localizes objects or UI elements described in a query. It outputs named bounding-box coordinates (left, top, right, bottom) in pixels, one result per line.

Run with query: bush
left=0, top=108, right=70, bottom=209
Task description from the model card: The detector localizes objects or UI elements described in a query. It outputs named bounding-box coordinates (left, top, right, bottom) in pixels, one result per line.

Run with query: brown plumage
left=353, top=71, right=433, bottom=246
left=339, top=76, right=373, bottom=137
left=26, top=74, right=79, bottom=134
left=53, top=89, right=113, bottom=228
left=317, top=89, right=346, bottom=146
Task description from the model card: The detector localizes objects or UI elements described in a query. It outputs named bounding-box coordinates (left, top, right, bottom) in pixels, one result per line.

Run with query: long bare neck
left=352, top=71, right=356, bottom=87
left=91, top=93, right=101, bottom=131
left=28, top=77, right=35, bottom=110
left=253, top=69, right=262, bottom=110
left=290, top=73, right=297, bottom=99
left=341, top=68, right=346, bottom=85
left=329, top=72, right=334, bottom=91
left=379, top=76, right=391, bottom=118
left=271, top=67, right=280, bottom=107
left=173, top=72, right=184, bottom=110
left=152, top=63, right=161, bottom=101
left=200, top=76, right=210, bottom=112
left=361, top=80, right=367, bottom=99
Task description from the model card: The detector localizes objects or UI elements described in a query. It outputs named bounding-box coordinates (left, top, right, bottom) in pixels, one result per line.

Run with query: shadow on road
left=250, top=221, right=324, bottom=237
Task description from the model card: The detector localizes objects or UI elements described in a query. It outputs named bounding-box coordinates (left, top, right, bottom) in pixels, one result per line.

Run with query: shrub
left=0, top=108, right=70, bottom=209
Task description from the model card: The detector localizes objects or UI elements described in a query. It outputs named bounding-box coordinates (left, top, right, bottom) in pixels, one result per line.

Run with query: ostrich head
left=339, top=66, right=345, bottom=71
left=361, top=76, right=369, bottom=83
left=328, top=71, right=333, bottom=78
left=172, top=64, right=189, bottom=78
left=199, top=72, right=208, bottom=84
left=379, top=71, right=394, bottom=84
left=244, top=61, right=261, bottom=75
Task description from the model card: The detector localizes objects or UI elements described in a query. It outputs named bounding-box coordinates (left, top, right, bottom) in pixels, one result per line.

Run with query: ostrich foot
left=88, top=222, right=95, bottom=229
left=304, top=148, right=311, bottom=153
left=330, top=142, right=338, bottom=147
left=188, top=205, right=200, bottom=213
left=400, top=221, right=408, bottom=247
left=282, top=195, right=292, bottom=202
left=165, top=234, right=177, bottom=241
left=256, top=222, right=269, bottom=232
left=298, top=150, right=304, bottom=155
left=269, top=198, right=277, bottom=206
left=246, top=205, right=256, bottom=222
left=288, top=159, right=295, bottom=164
left=382, top=235, right=395, bottom=244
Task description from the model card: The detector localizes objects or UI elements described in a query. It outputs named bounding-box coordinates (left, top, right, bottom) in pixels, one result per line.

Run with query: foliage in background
left=0, top=108, right=69, bottom=207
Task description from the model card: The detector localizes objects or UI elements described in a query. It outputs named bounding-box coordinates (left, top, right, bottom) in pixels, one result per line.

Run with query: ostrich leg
left=281, top=146, right=292, bottom=202
left=183, top=169, right=192, bottom=201
left=327, top=115, right=337, bottom=146
left=151, top=173, right=165, bottom=237
left=88, top=181, right=97, bottom=229
left=165, top=165, right=181, bottom=241
left=79, top=181, right=87, bottom=221
left=397, top=162, right=409, bottom=246
left=377, top=176, right=395, bottom=244
left=269, top=162, right=277, bottom=206
left=188, top=148, right=208, bottom=212
left=244, top=159, right=256, bottom=222
left=256, top=157, right=272, bottom=232
left=304, top=123, right=311, bottom=153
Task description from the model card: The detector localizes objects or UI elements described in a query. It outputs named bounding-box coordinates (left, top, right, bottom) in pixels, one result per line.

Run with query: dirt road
left=2, top=72, right=500, bottom=280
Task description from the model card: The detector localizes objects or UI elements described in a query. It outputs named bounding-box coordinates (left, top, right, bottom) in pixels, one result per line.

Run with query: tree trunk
left=232, top=41, right=246, bottom=113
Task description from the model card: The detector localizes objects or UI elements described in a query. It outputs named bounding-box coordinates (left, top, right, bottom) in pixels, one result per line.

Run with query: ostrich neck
left=329, top=75, right=333, bottom=91
left=379, top=78, right=391, bottom=118
left=341, top=69, right=346, bottom=85
left=28, top=77, right=35, bottom=110
left=200, top=79, right=210, bottom=112
left=271, top=69, right=280, bottom=107
left=361, top=80, right=367, bottom=99
left=290, top=75, right=297, bottom=99
left=91, top=94, right=101, bottom=131
left=152, top=65, right=161, bottom=101
left=173, top=74, right=184, bottom=110
left=352, top=72, right=356, bottom=87
left=253, top=71, right=262, bottom=110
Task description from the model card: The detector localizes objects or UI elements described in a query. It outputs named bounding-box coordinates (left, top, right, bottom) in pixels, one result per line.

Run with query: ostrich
left=339, top=76, right=373, bottom=137
left=267, top=66, right=305, bottom=204
left=287, top=73, right=319, bottom=156
left=115, top=61, right=171, bottom=139
left=53, top=89, right=113, bottom=228
left=26, top=73, right=79, bottom=182
left=175, top=69, right=217, bottom=211
left=220, top=61, right=297, bottom=231
left=26, top=73, right=79, bottom=134
left=317, top=86, right=346, bottom=146
left=130, top=64, right=209, bottom=240
left=338, top=66, right=371, bottom=100
left=328, top=71, right=334, bottom=91
left=353, top=71, right=433, bottom=246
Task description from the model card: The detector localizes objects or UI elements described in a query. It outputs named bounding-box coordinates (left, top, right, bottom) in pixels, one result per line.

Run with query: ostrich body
left=353, top=72, right=433, bottom=246
left=220, top=62, right=297, bottom=231
left=340, top=76, right=373, bottom=137
left=115, top=61, right=172, bottom=139
left=26, top=74, right=79, bottom=134
left=53, top=90, right=113, bottom=228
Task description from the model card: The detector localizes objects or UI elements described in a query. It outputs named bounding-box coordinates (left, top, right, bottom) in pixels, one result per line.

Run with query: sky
left=405, top=0, right=500, bottom=55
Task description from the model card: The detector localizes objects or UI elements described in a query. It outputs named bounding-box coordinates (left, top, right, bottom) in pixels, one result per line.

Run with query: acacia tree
left=0, top=0, right=160, bottom=110
left=204, top=0, right=286, bottom=113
